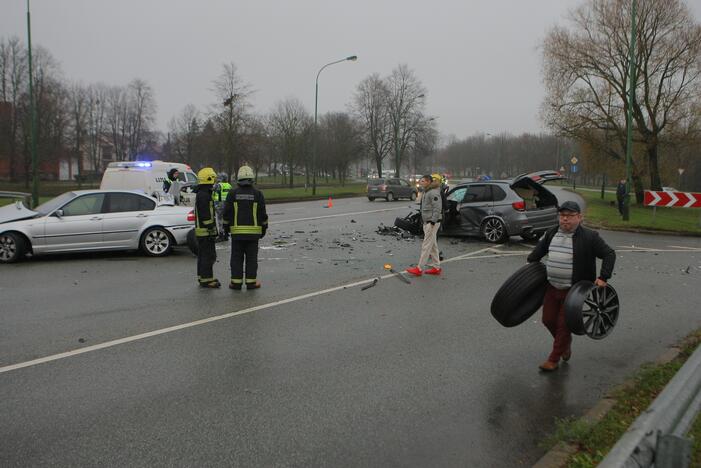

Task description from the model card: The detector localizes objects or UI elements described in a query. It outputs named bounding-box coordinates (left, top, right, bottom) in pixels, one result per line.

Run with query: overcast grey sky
left=2, top=1, right=700, bottom=140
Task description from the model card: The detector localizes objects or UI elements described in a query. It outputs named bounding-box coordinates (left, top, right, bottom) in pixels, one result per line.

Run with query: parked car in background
left=0, top=190, right=194, bottom=263
left=367, top=177, right=418, bottom=201
left=100, top=161, right=198, bottom=205
left=394, top=174, right=560, bottom=243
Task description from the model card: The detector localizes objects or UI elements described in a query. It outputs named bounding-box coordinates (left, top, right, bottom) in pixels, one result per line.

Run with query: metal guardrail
left=598, top=344, right=701, bottom=467
left=0, top=191, right=32, bottom=206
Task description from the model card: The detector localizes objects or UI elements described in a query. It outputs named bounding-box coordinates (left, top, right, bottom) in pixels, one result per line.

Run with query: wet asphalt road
left=1, top=194, right=701, bottom=467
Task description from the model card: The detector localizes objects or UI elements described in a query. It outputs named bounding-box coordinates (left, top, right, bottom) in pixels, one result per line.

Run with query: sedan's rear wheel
left=0, top=232, right=26, bottom=263
left=481, top=218, right=508, bottom=243
left=386, top=192, right=394, bottom=202
left=410, top=191, right=417, bottom=201
left=141, top=227, right=173, bottom=257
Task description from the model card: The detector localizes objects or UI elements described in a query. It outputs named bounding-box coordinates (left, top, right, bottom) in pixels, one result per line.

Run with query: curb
left=583, top=221, right=701, bottom=238
left=532, top=346, right=683, bottom=467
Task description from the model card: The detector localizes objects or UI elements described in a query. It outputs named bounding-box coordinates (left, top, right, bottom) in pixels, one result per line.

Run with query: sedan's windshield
left=34, top=192, right=77, bottom=215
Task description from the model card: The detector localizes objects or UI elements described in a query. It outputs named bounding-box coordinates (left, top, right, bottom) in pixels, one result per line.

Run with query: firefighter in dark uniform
left=223, top=165, right=268, bottom=290
left=194, top=167, right=221, bottom=288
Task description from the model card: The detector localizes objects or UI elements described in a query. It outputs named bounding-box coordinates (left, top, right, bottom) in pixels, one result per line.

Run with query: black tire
left=564, top=281, right=620, bottom=339
left=410, top=191, right=417, bottom=201
left=140, top=227, right=173, bottom=257
left=187, top=229, right=198, bottom=256
left=490, top=262, right=548, bottom=327
left=386, top=192, right=394, bottom=202
left=481, top=218, right=508, bottom=243
left=368, top=197, right=375, bottom=201
left=0, top=232, right=27, bottom=264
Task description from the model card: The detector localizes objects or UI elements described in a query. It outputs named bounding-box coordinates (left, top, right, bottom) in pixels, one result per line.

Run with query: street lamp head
left=346, top=55, right=358, bottom=61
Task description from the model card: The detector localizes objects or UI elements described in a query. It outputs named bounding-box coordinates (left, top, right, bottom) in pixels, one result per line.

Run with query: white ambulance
left=100, top=161, right=198, bottom=206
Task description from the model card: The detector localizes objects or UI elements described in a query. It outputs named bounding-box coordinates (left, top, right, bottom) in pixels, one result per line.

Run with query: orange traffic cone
left=326, top=196, right=333, bottom=208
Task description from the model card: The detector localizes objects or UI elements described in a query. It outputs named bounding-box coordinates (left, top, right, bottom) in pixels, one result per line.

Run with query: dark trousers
left=617, top=198, right=624, bottom=215
left=231, top=239, right=259, bottom=284
left=197, top=236, right=217, bottom=283
left=542, top=284, right=572, bottom=362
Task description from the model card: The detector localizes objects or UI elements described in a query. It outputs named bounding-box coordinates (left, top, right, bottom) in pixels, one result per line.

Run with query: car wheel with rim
left=386, top=192, right=394, bottom=202
left=481, top=218, right=508, bottom=243
left=368, top=197, right=375, bottom=201
left=564, top=281, right=620, bottom=339
left=141, top=227, right=173, bottom=257
left=410, top=191, right=417, bottom=201
left=0, top=232, right=27, bottom=263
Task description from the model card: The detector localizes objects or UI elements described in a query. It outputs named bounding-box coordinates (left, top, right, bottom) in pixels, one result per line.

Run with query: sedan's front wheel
left=481, top=218, right=508, bottom=243
left=0, top=232, right=27, bottom=263
left=141, top=227, right=173, bottom=257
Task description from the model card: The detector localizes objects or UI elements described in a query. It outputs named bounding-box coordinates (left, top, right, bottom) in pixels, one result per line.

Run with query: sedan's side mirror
left=54, top=209, right=64, bottom=218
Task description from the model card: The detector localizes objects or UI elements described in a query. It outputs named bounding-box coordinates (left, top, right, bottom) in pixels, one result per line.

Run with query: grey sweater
left=420, top=183, right=443, bottom=224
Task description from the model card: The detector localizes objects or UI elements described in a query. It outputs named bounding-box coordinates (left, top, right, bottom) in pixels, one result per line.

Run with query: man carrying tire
left=406, top=174, right=443, bottom=276
left=527, top=201, right=615, bottom=371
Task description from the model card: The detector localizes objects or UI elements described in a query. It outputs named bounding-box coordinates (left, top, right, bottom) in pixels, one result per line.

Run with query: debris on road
left=361, top=278, right=379, bottom=291
left=384, top=263, right=411, bottom=284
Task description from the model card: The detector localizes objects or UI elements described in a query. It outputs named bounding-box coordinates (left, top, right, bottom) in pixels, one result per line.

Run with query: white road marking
left=0, top=246, right=508, bottom=374
left=668, top=245, right=701, bottom=251
left=269, top=207, right=406, bottom=225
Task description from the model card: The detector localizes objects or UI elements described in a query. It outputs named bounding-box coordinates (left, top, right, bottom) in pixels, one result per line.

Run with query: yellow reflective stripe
left=245, top=279, right=257, bottom=284
left=233, top=202, right=239, bottom=227
left=231, top=226, right=262, bottom=234
left=253, top=202, right=258, bottom=227
left=231, top=279, right=243, bottom=284
left=202, top=219, right=214, bottom=225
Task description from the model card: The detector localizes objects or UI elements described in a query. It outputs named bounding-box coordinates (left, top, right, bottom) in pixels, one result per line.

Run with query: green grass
left=576, top=189, right=701, bottom=235
left=0, top=181, right=100, bottom=197
left=692, top=412, right=701, bottom=468
left=262, top=183, right=366, bottom=200
left=542, top=329, right=701, bottom=467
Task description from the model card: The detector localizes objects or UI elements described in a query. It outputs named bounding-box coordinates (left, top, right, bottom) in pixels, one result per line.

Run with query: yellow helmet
left=237, top=165, right=255, bottom=181
left=197, top=167, right=217, bottom=185
left=431, top=173, right=442, bottom=183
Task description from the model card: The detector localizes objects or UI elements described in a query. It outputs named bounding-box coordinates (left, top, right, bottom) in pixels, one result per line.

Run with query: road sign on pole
left=570, top=156, right=578, bottom=165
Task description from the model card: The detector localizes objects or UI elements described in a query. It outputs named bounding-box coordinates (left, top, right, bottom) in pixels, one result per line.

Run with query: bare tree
left=542, top=0, right=701, bottom=197
left=352, top=73, right=392, bottom=177
left=168, top=104, right=200, bottom=163
left=126, top=78, right=156, bottom=159
left=85, top=83, right=107, bottom=173
left=211, top=62, right=253, bottom=176
left=0, top=37, right=26, bottom=181
left=66, top=82, right=88, bottom=184
left=319, top=112, right=363, bottom=185
left=268, top=98, right=311, bottom=188
left=386, top=64, right=427, bottom=177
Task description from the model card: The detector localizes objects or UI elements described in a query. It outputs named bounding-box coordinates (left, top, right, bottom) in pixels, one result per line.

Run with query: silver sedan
left=0, top=190, right=195, bottom=263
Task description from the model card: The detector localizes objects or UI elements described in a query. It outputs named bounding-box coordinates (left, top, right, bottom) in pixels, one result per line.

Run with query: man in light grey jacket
left=406, top=174, right=443, bottom=276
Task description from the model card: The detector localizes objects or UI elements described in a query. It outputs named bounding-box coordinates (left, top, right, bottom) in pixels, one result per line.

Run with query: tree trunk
left=646, top=145, right=662, bottom=191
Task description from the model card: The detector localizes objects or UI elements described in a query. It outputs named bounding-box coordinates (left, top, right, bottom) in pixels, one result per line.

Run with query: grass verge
left=541, top=329, right=701, bottom=467
left=576, top=189, right=701, bottom=235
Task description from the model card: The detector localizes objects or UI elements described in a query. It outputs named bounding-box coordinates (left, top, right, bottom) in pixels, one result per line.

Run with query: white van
left=100, top=161, right=198, bottom=205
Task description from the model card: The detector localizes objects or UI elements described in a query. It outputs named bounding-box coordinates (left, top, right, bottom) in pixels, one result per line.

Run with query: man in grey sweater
left=406, top=175, right=443, bottom=276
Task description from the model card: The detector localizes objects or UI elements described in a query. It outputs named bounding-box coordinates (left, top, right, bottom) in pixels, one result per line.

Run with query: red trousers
left=542, top=284, right=572, bottom=363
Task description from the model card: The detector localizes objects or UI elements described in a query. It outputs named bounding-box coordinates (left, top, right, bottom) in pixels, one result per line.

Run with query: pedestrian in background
left=616, top=179, right=626, bottom=216
left=224, top=166, right=268, bottom=290
left=406, top=174, right=443, bottom=276
left=193, top=167, right=221, bottom=288
left=213, top=172, right=232, bottom=241
left=527, top=201, right=615, bottom=371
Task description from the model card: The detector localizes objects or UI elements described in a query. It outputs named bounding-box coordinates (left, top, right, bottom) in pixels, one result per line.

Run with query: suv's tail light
left=187, top=210, right=196, bottom=222
left=512, top=200, right=526, bottom=211
left=379, top=184, right=387, bottom=191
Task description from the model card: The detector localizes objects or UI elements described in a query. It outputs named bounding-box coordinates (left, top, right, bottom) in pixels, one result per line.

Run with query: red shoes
left=406, top=266, right=422, bottom=276
left=405, top=267, right=442, bottom=276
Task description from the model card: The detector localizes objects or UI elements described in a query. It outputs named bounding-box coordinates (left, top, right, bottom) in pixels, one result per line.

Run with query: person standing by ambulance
left=212, top=172, right=232, bottom=241
left=223, top=166, right=268, bottom=290
left=193, top=167, right=221, bottom=288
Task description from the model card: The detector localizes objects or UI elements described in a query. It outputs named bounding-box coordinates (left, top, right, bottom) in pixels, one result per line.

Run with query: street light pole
left=623, top=0, right=637, bottom=221
left=26, top=0, right=39, bottom=207
left=313, top=55, right=357, bottom=195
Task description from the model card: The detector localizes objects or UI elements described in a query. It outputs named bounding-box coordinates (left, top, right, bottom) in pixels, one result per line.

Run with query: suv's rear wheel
left=386, top=192, right=394, bottom=202
left=0, top=232, right=27, bottom=263
left=482, top=218, right=508, bottom=243
left=368, top=197, right=375, bottom=201
left=520, top=231, right=542, bottom=241
left=141, top=227, right=173, bottom=257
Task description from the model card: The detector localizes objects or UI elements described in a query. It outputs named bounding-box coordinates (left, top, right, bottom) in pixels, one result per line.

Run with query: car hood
left=0, top=202, right=38, bottom=224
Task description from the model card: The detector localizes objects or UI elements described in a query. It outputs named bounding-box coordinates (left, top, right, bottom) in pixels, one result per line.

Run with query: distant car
left=100, top=160, right=198, bottom=206
left=0, top=190, right=194, bottom=263
left=367, top=177, right=418, bottom=202
left=394, top=174, right=560, bottom=243
left=662, top=186, right=679, bottom=192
